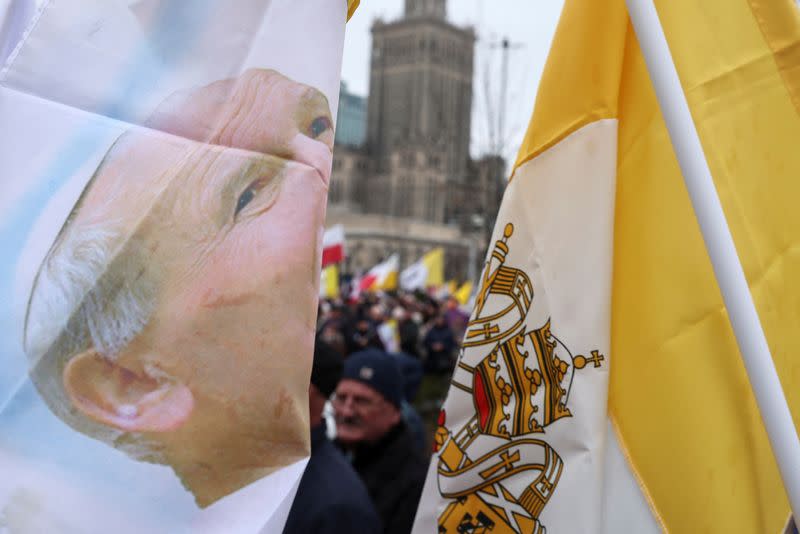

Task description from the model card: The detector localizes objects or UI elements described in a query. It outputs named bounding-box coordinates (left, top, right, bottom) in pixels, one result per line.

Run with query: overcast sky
left=341, top=0, right=565, bottom=162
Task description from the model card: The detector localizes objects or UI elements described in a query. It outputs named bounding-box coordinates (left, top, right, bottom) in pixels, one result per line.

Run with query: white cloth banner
left=0, top=1, right=348, bottom=532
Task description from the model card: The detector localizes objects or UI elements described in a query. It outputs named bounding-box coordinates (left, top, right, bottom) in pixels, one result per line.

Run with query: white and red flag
left=321, top=224, right=346, bottom=267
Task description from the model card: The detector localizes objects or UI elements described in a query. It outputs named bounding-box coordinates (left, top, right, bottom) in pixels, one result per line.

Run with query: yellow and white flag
left=413, top=0, right=800, bottom=533
left=401, top=248, right=445, bottom=291
left=358, top=253, right=400, bottom=293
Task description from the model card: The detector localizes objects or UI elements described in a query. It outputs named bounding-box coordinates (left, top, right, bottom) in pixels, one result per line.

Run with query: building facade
left=367, top=0, right=473, bottom=179
left=327, top=0, right=506, bottom=282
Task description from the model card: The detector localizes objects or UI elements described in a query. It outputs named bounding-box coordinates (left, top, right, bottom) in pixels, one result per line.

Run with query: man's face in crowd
left=333, top=379, right=400, bottom=445
left=34, top=69, right=334, bottom=506
left=368, top=305, right=384, bottom=323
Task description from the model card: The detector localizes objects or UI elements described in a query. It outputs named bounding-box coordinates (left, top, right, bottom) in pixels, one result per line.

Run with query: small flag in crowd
left=357, top=254, right=399, bottom=294
left=322, top=224, right=346, bottom=267
left=320, top=264, right=340, bottom=299
left=400, top=248, right=445, bottom=291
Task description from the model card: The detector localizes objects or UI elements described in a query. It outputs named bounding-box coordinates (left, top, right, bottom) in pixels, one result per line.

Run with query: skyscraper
left=367, top=0, right=473, bottom=177
left=328, top=0, right=504, bottom=281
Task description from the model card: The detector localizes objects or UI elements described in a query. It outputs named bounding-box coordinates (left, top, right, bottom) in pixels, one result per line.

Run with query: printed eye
left=229, top=164, right=283, bottom=223
left=310, top=116, right=332, bottom=139
left=235, top=186, right=256, bottom=217
left=235, top=175, right=270, bottom=218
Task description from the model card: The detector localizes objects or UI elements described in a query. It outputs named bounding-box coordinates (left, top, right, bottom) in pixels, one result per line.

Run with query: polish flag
left=321, top=225, right=345, bottom=267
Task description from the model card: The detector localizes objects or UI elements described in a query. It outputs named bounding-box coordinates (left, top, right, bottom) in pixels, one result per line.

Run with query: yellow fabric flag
left=320, top=264, right=340, bottom=299
left=606, top=3, right=800, bottom=530
left=453, top=281, right=472, bottom=306
left=379, top=270, right=398, bottom=292
left=424, top=248, right=445, bottom=288
left=414, top=1, right=800, bottom=532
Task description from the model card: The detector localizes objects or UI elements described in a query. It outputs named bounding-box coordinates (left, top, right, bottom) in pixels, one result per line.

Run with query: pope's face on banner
left=23, top=69, right=333, bottom=507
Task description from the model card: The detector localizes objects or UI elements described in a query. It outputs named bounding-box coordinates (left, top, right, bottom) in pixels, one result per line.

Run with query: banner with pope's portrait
left=0, top=1, right=353, bottom=531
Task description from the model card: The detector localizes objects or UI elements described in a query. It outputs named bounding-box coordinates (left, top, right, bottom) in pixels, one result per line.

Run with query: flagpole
left=626, top=0, right=800, bottom=519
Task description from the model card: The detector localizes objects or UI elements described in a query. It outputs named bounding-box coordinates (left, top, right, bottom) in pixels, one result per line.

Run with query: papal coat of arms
left=434, top=224, right=604, bottom=534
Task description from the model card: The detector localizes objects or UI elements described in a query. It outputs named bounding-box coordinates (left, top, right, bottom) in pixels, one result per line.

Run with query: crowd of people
left=284, top=289, right=472, bottom=534
left=319, top=289, right=470, bottom=373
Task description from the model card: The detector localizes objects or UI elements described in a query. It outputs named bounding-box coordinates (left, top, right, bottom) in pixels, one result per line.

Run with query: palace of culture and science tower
left=328, top=0, right=505, bottom=281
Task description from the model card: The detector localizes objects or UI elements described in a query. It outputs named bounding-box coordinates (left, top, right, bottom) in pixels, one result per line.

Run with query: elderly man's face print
left=23, top=69, right=333, bottom=507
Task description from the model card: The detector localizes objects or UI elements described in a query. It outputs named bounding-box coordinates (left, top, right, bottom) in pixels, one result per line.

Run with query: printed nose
left=287, top=134, right=332, bottom=186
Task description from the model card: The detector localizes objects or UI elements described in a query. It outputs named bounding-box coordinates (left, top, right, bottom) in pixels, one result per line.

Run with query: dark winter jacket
left=349, top=422, right=428, bottom=534
left=284, top=422, right=381, bottom=534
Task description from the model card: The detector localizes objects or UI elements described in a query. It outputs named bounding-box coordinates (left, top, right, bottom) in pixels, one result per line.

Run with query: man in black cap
left=283, top=340, right=381, bottom=534
left=333, top=349, right=428, bottom=534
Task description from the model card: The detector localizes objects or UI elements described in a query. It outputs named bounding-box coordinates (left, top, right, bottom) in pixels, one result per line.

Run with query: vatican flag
left=412, top=0, right=800, bottom=533
left=400, top=248, right=445, bottom=291
left=358, top=254, right=400, bottom=293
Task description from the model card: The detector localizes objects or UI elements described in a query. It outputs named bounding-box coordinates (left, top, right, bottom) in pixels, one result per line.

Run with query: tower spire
left=404, top=0, right=446, bottom=19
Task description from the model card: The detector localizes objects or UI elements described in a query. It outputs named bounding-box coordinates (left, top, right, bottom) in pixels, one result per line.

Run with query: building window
left=329, top=178, right=341, bottom=203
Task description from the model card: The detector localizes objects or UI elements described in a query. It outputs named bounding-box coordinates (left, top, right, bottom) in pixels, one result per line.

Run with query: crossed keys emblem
left=435, top=224, right=604, bottom=534
left=464, top=224, right=533, bottom=349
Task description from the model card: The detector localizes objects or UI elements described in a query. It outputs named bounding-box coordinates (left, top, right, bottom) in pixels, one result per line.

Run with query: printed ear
left=63, top=350, right=194, bottom=433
